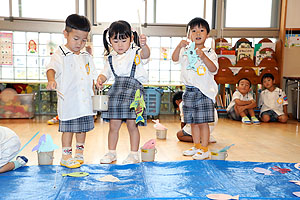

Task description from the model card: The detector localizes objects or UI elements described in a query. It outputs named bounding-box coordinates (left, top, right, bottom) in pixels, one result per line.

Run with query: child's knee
left=279, top=115, right=288, bottom=123
left=261, top=115, right=270, bottom=122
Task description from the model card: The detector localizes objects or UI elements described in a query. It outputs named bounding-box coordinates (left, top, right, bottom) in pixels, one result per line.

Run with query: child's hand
left=86, top=45, right=93, bottom=56
left=178, top=40, right=189, bottom=48
left=96, top=76, right=104, bottom=89
left=139, top=34, right=147, bottom=47
left=47, top=80, right=57, bottom=90
left=196, top=49, right=205, bottom=59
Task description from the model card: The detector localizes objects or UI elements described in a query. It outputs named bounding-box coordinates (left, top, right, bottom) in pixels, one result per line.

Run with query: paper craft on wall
left=0, top=32, right=13, bottom=65
left=160, top=47, right=169, bottom=60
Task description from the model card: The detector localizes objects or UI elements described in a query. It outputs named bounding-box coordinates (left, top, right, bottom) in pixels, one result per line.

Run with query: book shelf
left=214, top=38, right=280, bottom=113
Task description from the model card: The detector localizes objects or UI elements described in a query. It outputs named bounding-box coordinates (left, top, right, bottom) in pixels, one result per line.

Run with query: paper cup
left=210, top=150, right=228, bottom=160
left=37, top=151, right=54, bottom=165
left=141, top=148, right=157, bottom=162
left=156, top=129, right=167, bottom=140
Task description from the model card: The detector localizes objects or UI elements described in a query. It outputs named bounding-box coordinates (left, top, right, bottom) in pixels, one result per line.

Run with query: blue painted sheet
left=0, top=160, right=299, bottom=199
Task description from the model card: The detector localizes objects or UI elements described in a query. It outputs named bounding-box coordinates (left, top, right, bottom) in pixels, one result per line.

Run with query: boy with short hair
left=259, top=73, right=288, bottom=123
left=0, top=126, right=28, bottom=173
left=46, top=14, right=97, bottom=168
left=226, top=78, right=260, bottom=124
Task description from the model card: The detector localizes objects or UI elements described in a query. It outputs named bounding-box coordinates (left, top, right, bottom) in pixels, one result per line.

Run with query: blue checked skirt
left=183, top=86, right=214, bottom=124
left=101, top=76, right=147, bottom=126
left=59, top=115, right=94, bottom=133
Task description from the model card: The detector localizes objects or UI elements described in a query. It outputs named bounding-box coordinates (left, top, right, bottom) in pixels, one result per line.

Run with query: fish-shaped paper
left=62, top=172, right=89, bottom=177
left=206, top=193, right=239, bottom=200
left=142, top=139, right=156, bottom=149
left=183, top=42, right=198, bottom=72
left=32, top=134, right=59, bottom=152
left=253, top=167, right=273, bottom=175
left=152, top=119, right=167, bottom=130
left=295, top=163, right=300, bottom=171
left=130, top=89, right=146, bottom=124
left=271, top=166, right=291, bottom=174
left=98, top=175, right=120, bottom=182
left=219, top=144, right=235, bottom=153
left=290, top=180, right=300, bottom=186
left=293, top=192, right=300, bottom=197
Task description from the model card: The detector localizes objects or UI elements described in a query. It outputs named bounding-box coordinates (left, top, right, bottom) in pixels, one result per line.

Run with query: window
left=12, top=0, right=76, bottom=20
left=155, top=0, right=205, bottom=24
left=224, top=0, right=279, bottom=28
left=0, top=0, right=9, bottom=17
left=96, top=0, right=145, bottom=23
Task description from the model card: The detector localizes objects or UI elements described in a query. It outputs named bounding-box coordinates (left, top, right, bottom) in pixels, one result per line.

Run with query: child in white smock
left=96, top=20, right=150, bottom=164
left=46, top=14, right=97, bottom=168
left=259, top=73, right=288, bottom=123
left=0, top=126, right=28, bottom=173
left=172, top=17, right=218, bottom=160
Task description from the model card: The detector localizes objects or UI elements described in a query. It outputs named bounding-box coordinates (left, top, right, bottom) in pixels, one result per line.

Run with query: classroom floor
left=0, top=114, right=300, bottom=166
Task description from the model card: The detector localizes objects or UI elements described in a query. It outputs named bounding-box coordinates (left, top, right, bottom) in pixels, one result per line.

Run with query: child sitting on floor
left=173, top=91, right=217, bottom=143
left=226, top=78, right=260, bottom=124
left=259, top=73, right=288, bottom=123
left=0, top=126, right=28, bottom=173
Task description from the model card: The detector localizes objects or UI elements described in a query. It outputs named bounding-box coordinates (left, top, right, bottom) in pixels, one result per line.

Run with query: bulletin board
left=0, top=32, right=13, bottom=65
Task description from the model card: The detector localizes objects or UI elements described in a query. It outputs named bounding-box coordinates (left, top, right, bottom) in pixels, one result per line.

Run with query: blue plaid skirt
left=59, top=115, right=94, bottom=133
left=183, top=86, right=214, bottom=124
left=101, top=76, right=147, bottom=126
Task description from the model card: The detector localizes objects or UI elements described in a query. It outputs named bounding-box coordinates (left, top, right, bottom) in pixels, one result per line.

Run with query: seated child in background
left=173, top=91, right=217, bottom=143
left=259, top=73, right=288, bottom=123
left=226, top=78, right=260, bottom=124
left=0, top=126, right=28, bottom=173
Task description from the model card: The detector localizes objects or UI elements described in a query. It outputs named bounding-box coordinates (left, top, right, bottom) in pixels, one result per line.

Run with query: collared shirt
left=259, top=87, right=288, bottom=116
left=226, top=90, right=254, bottom=112
left=101, top=45, right=148, bottom=83
left=46, top=45, right=97, bottom=121
left=177, top=47, right=219, bottom=102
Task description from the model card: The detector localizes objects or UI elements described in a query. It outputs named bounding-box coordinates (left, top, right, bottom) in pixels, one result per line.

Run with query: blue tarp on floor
left=0, top=160, right=300, bottom=199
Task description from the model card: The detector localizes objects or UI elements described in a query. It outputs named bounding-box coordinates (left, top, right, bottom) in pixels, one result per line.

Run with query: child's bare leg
left=0, top=162, right=14, bottom=173
left=199, top=123, right=210, bottom=148
left=191, top=124, right=200, bottom=144
left=248, top=108, right=255, bottom=117
left=75, top=132, right=86, bottom=164
left=234, top=105, right=246, bottom=117
left=126, top=119, right=140, bottom=151
left=261, top=114, right=271, bottom=122
left=278, top=114, right=288, bottom=123
left=108, top=119, right=122, bottom=150
left=62, top=132, right=74, bottom=160
left=177, top=130, right=193, bottom=142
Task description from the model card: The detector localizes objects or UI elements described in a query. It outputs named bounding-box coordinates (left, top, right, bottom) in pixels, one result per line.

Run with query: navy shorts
left=261, top=110, right=278, bottom=122
left=183, top=86, right=214, bottom=124
left=227, top=106, right=242, bottom=121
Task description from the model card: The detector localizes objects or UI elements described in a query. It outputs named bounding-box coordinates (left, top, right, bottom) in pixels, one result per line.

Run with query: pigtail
left=103, top=29, right=110, bottom=56
left=132, top=31, right=140, bottom=47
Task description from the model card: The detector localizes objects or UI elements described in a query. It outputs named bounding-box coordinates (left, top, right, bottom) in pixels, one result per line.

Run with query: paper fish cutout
left=130, top=89, right=146, bottom=124
left=271, top=166, right=291, bottom=174
left=290, top=180, right=300, bottom=186
left=253, top=167, right=273, bottom=175
left=219, top=144, right=235, bottom=153
left=152, top=119, right=167, bottom=130
left=295, top=163, right=300, bottom=170
left=142, top=139, right=156, bottom=149
left=62, top=172, right=89, bottom=177
left=32, top=134, right=46, bottom=152
left=206, top=193, right=239, bottom=200
left=98, top=175, right=120, bottom=182
left=183, top=42, right=198, bottom=71
left=293, top=192, right=300, bottom=197
left=32, top=134, right=59, bottom=152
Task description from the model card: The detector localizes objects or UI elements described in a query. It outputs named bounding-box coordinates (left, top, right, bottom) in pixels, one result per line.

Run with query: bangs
left=113, top=33, right=129, bottom=40
left=109, top=22, right=131, bottom=40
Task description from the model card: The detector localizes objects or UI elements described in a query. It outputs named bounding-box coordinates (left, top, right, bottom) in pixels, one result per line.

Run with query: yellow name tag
left=211, top=152, right=219, bottom=156
left=141, top=149, right=148, bottom=153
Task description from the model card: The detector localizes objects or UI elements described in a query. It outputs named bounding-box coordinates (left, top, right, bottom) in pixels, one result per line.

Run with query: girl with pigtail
left=96, top=20, right=150, bottom=164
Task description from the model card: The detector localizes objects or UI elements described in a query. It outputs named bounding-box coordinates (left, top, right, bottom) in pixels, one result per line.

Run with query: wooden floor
left=1, top=114, right=300, bottom=165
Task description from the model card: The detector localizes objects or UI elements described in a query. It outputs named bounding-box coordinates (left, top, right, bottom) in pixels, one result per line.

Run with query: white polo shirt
left=226, top=90, right=254, bottom=112
left=46, top=45, right=97, bottom=121
left=177, top=47, right=219, bottom=102
left=101, top=45, right=148, bottom=83
left=259, top=87, right=288, bottom=116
